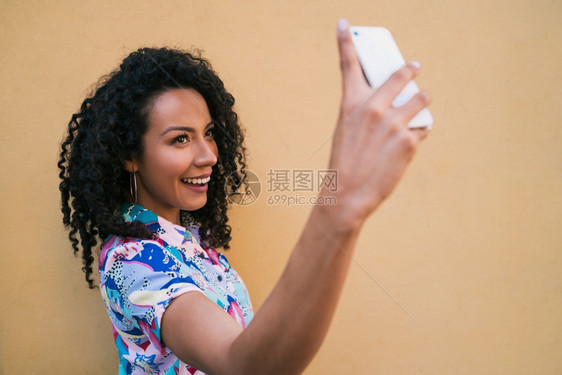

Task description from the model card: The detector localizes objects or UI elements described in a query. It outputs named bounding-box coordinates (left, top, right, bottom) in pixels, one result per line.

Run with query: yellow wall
left=1, top=0, right=561, bottom=373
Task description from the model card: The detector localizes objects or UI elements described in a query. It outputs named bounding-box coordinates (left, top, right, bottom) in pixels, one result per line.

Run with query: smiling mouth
left=181, top=176, right=211, bottom=185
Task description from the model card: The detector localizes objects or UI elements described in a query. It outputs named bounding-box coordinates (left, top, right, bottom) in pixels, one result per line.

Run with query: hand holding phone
left=350, top=26, right=433, bottom=129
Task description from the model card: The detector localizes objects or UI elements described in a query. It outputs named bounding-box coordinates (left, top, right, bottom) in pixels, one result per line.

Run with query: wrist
left=312, top=189, right=369, bottom=236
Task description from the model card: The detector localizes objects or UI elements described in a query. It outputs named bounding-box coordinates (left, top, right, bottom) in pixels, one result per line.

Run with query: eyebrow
left=160, top=121, right=216, bottom=136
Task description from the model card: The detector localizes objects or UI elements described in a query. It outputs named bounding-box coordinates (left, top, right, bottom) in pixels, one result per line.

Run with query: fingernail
left=410, top=60, right=422, bottom=69
left=338, top=19, right=349, bottom=33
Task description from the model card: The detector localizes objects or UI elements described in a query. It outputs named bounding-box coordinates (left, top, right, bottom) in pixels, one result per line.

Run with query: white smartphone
left=350, top=26, right=433, bottom=129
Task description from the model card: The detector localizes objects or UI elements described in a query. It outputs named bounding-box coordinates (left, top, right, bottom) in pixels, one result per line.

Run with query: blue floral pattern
left=99, top=203, right=254, bottom=374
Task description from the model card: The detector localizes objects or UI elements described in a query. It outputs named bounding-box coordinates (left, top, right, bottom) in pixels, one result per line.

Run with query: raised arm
left=161, top=19, right=431, bottom=375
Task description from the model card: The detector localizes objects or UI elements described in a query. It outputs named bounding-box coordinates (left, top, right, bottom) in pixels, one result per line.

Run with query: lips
left=181, top=176, right=211, bottom=185
left=180, top=173, right=211, bottom=186
left=180, top=174, right=211, bottom=193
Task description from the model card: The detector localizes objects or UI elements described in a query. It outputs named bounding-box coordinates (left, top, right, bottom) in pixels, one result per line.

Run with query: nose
left=193, top=139, right=218, bottom=167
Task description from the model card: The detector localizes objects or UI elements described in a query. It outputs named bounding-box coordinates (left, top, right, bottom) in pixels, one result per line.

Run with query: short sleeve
left=100, top=239, right=208, bottom=355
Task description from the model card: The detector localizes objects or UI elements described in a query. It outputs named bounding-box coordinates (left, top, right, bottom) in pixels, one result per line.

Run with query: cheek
left=159, top=156, right=193, bottom=177
left=141, top=149, right=187, bottom=179
left=161, top=151, right=198, bottom=179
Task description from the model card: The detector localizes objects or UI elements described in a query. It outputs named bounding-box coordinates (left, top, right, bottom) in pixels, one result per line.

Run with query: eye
left=205, top=126, right=215, bottom=138
left=172, top=133, right=190, bottom=144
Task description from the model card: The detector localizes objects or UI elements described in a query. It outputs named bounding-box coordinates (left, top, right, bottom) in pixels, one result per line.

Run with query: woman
left=59, top=20, right=431, bottom=374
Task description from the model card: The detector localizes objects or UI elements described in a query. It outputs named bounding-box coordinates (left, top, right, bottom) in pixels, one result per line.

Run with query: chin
left=183, top=199, right=207, bottom=212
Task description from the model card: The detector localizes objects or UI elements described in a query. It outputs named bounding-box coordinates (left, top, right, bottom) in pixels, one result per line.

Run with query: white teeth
left=182, top=176, right=211, bottom=184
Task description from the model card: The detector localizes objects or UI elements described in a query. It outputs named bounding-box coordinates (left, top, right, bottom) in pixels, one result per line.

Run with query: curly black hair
left=58, top=47, right=247, bottom=288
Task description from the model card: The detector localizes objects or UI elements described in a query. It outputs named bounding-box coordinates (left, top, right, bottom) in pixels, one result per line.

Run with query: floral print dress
left=99, top=203, right=254, bottom=374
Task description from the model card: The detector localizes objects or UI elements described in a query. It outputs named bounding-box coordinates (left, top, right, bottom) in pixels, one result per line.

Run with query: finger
left=337, top=19, right=365, bottom=92
left=395, top=89, right=432, bottom=125
left=377, top=61, right=422, bottom=107
left=411, top=126, right=431, bottom=142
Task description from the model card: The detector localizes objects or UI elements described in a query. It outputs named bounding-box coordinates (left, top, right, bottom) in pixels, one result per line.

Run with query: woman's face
left=127, top=88, right=218, bottom=224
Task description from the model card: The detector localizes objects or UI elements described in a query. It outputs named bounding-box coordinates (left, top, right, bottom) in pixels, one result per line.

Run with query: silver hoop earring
left=130, top=172, right=138, bottom=204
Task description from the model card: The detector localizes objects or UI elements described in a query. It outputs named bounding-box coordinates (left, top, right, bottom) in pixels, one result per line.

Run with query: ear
left=124, top=159, right=138, bottom=173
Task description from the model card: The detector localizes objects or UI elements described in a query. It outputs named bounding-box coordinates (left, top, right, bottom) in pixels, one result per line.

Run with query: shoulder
left=205, top=247, right=231, bottom=269
left=99, top=234, right=167, bottom=272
